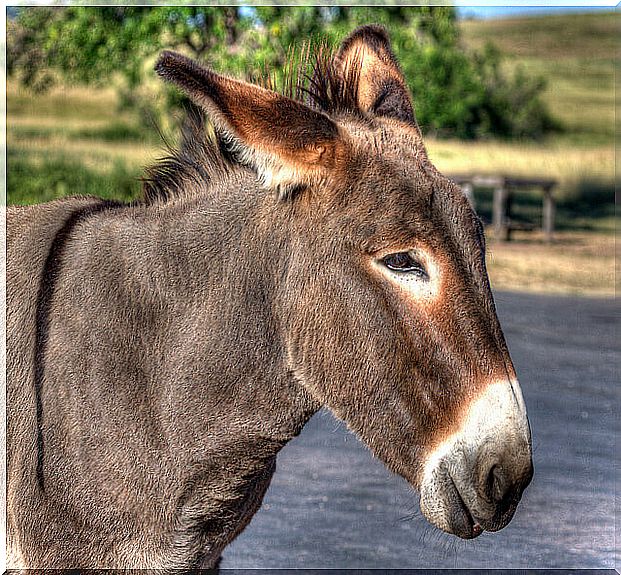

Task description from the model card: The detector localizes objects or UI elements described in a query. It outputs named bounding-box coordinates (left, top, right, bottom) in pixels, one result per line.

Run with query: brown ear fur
left=335, top=25, right=416, bottom=124
left=155, top=50, right=344, bottom=196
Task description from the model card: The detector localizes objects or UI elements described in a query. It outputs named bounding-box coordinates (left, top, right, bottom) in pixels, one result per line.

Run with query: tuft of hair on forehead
left=306, top=42, right=363, bottom=116
left=250, top=40, right=363, bottom=117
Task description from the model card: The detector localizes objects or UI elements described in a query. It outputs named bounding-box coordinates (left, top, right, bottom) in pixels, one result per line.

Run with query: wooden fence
left=450, top=175, right=557, bottom=242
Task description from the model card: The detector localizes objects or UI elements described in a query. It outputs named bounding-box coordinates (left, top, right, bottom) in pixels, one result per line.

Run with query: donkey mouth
left=420, top=464, right=524, bottom=539
left=446, top=474, right=484, bottom=539
left=419, top=462, right=485, bottom=540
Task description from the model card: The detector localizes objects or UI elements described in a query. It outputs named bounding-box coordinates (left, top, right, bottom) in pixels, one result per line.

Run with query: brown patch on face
left=348, top=174, right=517, bottom=471
left=401, top=255, right=518, bottom=457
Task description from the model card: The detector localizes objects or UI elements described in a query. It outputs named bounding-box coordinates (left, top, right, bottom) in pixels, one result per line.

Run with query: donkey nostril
left=487, top=464, right=509, bottom=503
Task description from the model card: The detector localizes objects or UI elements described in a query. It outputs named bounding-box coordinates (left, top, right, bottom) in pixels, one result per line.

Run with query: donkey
left=7, top=25, right=533, bottom=570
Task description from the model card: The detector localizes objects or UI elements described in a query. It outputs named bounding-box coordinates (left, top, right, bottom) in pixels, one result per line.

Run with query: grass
left=7, top=150, right=142, bottom=205
left=485, top=230, right=615, bottom=298
left=7, top=83, right=161, bottom=204
left=7, top=83, right=123, bottom=120
left=10, top=122, right=159, bottom=143
left=6, top=12, right=616, bottom=297
left=9, top=137, right=157, bottom=173
left=460, top=11, right=618, bottom=143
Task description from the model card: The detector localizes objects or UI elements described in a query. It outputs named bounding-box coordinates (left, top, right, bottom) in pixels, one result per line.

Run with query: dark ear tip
left=339, top=24, right=391, bottom=53
left=353, top=24, right=389, bottom=41
left=154, top=50, right=188, bottom=78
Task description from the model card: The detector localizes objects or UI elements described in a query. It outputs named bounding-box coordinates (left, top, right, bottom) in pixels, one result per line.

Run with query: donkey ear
left=155, top=51, right=344, bottom=198
left=336, top=25, right=416, bottom=124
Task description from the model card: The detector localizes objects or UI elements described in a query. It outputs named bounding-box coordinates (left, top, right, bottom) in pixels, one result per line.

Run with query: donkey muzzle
left=418, top=379, right=533, bottom=539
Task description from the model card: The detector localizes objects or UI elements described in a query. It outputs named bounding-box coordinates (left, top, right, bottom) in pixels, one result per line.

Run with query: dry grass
left=426, top=138, right=614, bottom=201
left=8, top=115, right=112, bottom=130
left=8, top=138, right=158, bottom=173
left=485, top=230, right=615, bottom=297
left=7, top=84, right=123, bottom=121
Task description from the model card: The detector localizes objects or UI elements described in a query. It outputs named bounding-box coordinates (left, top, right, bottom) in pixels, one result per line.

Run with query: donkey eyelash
left=381, top=252, right=428, bottom=278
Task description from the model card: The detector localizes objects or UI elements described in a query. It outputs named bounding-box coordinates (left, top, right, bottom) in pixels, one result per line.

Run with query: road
left=222, top=291, right=618, bottom=570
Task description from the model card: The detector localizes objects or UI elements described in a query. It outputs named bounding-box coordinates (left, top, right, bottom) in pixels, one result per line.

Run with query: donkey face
left=156, top=25, right=532, bottom=540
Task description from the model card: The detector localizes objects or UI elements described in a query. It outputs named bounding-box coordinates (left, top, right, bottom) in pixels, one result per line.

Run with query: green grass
left=10, top=122, right=159, bottom=143
left=8, top=149, right=142, bottom=205
left=7, top=83, right=161, bottom=206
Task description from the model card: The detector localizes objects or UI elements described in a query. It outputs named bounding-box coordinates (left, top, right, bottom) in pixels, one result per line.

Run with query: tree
left=9, top=7, right=254, bottom=122
left=7, top=6, right=558, bottom=140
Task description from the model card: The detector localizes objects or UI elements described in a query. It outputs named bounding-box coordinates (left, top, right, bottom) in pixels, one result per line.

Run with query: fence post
left=493, top=182, right=509, bottom=241
left=543, top=184, right=555, bottom=242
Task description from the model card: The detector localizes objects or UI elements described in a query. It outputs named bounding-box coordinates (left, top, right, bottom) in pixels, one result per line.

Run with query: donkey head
left=156, top=25, right=533, bottom=539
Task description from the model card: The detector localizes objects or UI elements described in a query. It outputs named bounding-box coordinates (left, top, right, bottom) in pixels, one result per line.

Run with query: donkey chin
left=418, top=379, right=533, bottom=539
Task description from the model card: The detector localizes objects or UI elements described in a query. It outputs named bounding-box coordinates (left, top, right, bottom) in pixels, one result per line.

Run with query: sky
left=455, top=5, right=616, bottom=19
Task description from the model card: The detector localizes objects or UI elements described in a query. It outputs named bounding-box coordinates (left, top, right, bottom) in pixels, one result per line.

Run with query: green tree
left=7, top=6, right=557, bottom=140
left=9, top=7, right=253, bottom=123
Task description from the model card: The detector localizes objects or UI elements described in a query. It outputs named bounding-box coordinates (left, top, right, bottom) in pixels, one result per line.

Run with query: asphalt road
left=222, top=291, right=618, bottom=570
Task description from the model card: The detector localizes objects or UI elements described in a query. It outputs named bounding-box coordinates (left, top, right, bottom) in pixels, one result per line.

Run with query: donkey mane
left=142, top=40, right=363, bottom=205
left=141, top=106, right=233, bottom=204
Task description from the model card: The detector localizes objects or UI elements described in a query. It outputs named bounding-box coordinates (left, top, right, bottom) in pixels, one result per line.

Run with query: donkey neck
left=70, top=175, right=319, bottom=467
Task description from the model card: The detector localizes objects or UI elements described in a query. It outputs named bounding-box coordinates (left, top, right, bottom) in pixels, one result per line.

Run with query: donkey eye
left=382, top=252, right=428, bottom=278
